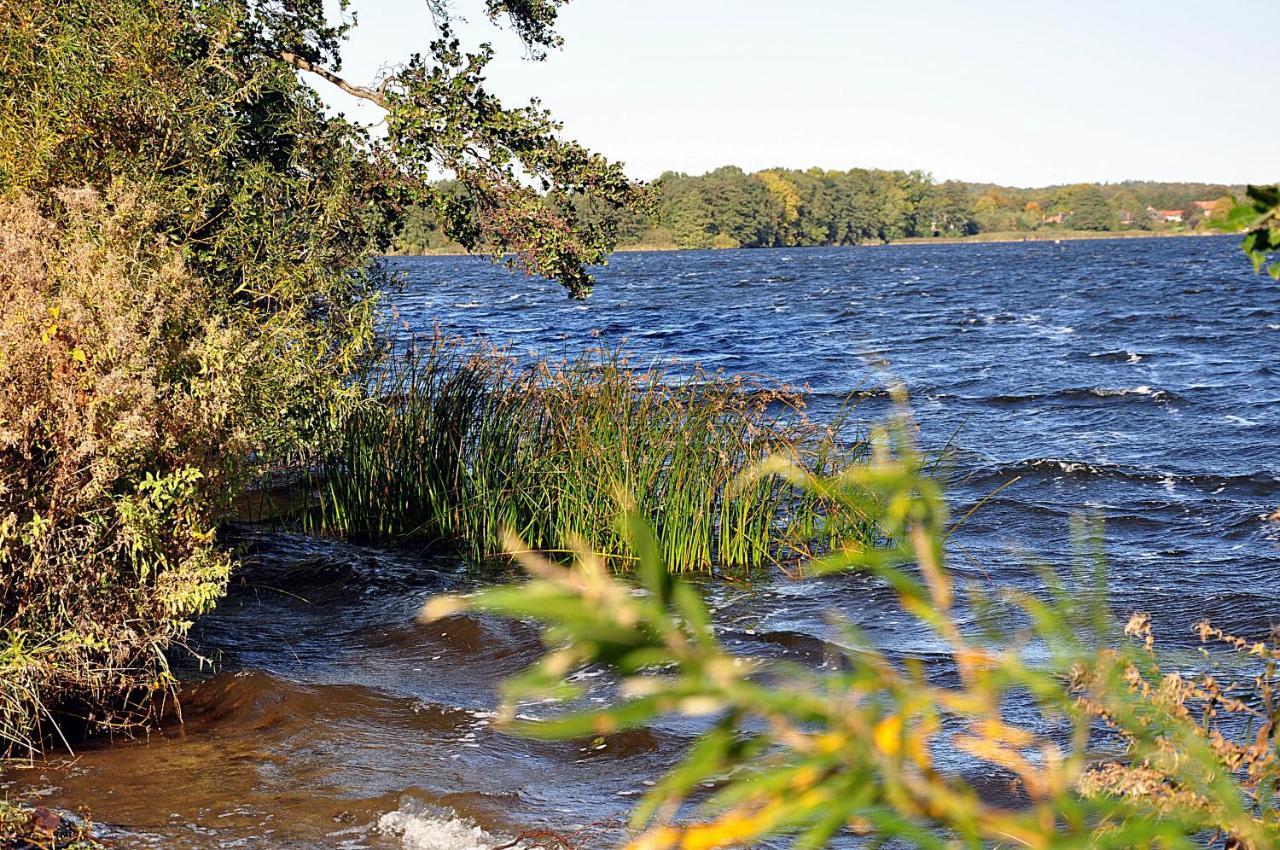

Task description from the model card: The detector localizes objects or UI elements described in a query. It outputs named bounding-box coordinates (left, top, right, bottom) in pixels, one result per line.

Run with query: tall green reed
left=298, top=335, right=872, bottom=572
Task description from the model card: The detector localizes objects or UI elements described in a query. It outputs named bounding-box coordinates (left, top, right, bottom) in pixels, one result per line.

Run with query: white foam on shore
left=377, top=809, right=500, bottom=850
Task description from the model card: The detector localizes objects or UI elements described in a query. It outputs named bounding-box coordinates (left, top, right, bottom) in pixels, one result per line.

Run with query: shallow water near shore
left=7, top=236, right=1278, bottom=848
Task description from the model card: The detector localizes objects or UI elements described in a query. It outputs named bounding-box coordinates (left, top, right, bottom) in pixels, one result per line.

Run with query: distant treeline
left=394, top=167, right=1244, bottom=253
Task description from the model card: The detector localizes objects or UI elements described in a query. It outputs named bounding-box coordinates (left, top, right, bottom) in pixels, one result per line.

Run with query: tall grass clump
left=429, top=403, right=1280, bottom=849
left=300, top=335, right=871, bottom=571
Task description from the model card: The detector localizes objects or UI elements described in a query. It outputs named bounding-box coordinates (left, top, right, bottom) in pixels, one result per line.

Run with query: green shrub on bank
left=0, top=0, right=640, bottom=754
left=0, top=0, right=392, bottom=751
left=299, top=337, right=872, bottom=571
left=429, top=407, right=1280, bottom=849
left=0, top=191, right=249, bottom=752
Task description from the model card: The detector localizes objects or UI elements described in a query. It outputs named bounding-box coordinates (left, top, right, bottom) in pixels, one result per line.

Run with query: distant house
left=1042, top=211, right=1068, bottom=225
left=1146, top=206, right=1184, bottom=223
left=1192, top=200, right=1217, bottom=216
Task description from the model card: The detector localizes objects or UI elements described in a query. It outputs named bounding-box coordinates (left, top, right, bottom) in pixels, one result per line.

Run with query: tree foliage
left=1068, top=185, right=1117, bottom=231
left=0, top=0, right=641, bottom=749
left=402, top=166, right=1247, bottom=251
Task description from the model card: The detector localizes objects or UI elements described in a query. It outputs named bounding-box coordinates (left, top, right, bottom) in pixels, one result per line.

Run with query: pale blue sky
left=329, top=1, right=1279, bottom=187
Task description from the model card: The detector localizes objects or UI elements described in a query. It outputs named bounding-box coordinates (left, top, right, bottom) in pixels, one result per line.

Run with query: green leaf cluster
left=1219, top=185, right=1280, bottom=279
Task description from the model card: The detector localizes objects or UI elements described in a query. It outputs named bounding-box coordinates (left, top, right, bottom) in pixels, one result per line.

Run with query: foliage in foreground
left=298, top=338, right=871, bottom=572
left=429, top=408, right=1280, bottom=849
left=1220, top=185, right=1280, bottom=279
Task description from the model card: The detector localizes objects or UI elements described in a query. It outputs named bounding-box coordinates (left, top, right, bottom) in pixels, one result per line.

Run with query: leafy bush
left=429, top=408, right=1280, bottom=849
left=0, top=0, right=641, bottom=752
left=300, top=337, right=873, bottom=571
left=0, top=191, right=263, bottom=751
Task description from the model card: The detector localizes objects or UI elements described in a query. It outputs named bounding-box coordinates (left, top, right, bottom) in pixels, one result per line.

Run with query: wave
left=807, top=385, right=939, bottom=404
left=970, top=458, right=1278, bottom=493
left=1088, top=350, right=1145, bottom=364
left=378, top=807, right=501, bottom=850
left=985, top=385, right=1181, bottom=404
left=222, top=531, right=456, bottom=597
left=809, top=384, right=1188, bottom=407
left=174, top=672, right=480, bottom=737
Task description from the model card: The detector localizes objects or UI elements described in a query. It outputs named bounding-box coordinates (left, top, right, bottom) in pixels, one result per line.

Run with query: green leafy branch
left=1219, top=185, right=1280, bottom=279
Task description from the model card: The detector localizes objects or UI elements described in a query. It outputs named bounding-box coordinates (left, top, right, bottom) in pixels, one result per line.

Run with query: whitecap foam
left=1091, top=385, right=1153, bottom=397
left=377, top=809, right=500, bottom=850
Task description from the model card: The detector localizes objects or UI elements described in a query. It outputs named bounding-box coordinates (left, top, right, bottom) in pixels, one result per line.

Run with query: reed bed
left=296, top=336, right=872, bottom=572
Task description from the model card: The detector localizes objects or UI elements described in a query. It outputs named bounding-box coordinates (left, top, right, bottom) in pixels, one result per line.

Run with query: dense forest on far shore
left=395, top=166, right=1244, bottom=253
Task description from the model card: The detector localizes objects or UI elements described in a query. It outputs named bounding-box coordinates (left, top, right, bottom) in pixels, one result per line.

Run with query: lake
left=11, top=236, right=1278, bottom=848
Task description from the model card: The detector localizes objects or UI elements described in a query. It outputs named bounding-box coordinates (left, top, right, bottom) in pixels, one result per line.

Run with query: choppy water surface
left=11, top=237, right=1278, bottom=848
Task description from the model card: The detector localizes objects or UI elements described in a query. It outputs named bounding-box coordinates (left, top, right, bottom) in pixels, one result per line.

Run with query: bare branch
left=278, top=51, right=389, bottom=109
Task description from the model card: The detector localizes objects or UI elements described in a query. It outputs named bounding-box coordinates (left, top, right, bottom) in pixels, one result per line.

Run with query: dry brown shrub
left=0, top=188, right=261, bottom=752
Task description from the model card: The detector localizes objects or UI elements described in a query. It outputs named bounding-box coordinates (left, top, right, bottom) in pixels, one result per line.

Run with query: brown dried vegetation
left=0, top=189, right=261, bottom=752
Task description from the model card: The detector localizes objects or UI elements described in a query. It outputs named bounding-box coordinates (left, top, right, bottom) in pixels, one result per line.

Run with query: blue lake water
left=17, top=236, right=1278, bottom=849
left=391, top=237, right=1279, bottom=634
